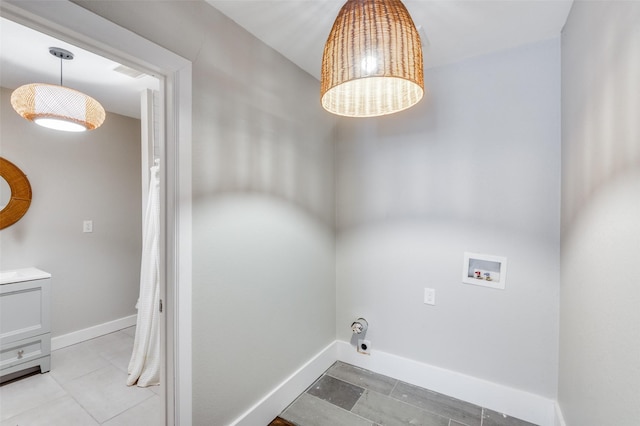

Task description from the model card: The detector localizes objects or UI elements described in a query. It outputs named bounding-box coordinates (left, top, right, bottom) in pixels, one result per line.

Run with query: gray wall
left=0, top=86, right=142, bottom=337
left=559, top=1, right=640, bottom=424
left=190, top=7, right=336, bottom=425
left=335, top=39, right=561, bottom=398
left=73, top=2, right=337, bottom=424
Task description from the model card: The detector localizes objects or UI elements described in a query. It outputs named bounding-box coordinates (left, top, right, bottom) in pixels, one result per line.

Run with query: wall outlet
left=357, top=339, right=371, bottom=355
left=424, top=288, right=435, bottom=305
left=83, top=220, right=93, bottom=233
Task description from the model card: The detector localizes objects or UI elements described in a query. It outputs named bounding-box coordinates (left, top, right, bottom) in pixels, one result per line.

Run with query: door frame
left=0, top=2, right=193, bottom=424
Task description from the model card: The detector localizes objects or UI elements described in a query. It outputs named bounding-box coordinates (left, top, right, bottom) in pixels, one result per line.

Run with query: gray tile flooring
left=0, top=327, right=162, bottom=426
left=280, top=361, right=538, bottom=426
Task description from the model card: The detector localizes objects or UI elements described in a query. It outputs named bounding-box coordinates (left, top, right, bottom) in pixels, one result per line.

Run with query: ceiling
left=207, top=0, right=574, bottom=79
left=0, top=17, right=158, bottom=120
left=1, top=1, right=573, bottom=119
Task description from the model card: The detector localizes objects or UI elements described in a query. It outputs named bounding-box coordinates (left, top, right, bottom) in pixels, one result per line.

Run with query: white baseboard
left=51, top=314, right=137, bottom=351
left=555, top=401, right=567, bottom=426
left=212, top=340, right=559, bottom=426
left=336, top=340, right=556, bottom=426
left=229, top=341, right=338, bottom=426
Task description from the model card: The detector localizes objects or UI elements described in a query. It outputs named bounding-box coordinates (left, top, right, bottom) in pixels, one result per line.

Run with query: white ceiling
left=207, top=0, right=574, bottom=79
left=0, top=17, right=158, bottom=120
left=1, top=1, right=573, bottom=119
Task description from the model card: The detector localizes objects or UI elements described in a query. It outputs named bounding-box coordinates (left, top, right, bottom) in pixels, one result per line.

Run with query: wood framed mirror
left=0, top=157, right=32, bottom=230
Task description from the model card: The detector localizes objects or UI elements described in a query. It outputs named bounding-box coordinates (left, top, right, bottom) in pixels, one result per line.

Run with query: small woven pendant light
left=321, top=0, right=424, bottom=117
left=11, top=47, right=105, bottom=132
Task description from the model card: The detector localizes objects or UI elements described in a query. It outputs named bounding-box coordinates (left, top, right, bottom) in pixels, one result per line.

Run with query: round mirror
left=0, top=175, right=10, bottom=210
left=0, top=157, right=32, bottom=230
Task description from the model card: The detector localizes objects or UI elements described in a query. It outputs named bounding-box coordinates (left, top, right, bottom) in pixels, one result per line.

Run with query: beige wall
left=73, top=2, right=337, bottom=424
left=0, top=86, right=142, bottom=337
left=559, top=1, right=640, bottom=424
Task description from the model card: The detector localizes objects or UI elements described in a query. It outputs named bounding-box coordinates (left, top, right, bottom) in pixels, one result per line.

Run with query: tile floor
left=0, top=327, right=162, bottom=426
left=279, top=361, right=538, bottom=426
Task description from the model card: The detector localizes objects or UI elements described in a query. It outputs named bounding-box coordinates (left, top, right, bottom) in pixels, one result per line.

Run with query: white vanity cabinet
left=0, top=268, right=51, bottom=379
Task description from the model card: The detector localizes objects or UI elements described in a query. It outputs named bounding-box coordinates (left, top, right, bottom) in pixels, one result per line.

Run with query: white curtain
left=127, top=163, right=160, bottom=387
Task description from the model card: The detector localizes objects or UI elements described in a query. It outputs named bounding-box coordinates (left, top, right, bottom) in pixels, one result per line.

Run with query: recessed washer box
left=462, top=252, right=507, bottom=290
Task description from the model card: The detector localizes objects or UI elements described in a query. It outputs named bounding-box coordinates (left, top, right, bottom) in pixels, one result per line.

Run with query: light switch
left=83, top=220, right=93, bottom=233
left=424, top=288, right=435, bottom=306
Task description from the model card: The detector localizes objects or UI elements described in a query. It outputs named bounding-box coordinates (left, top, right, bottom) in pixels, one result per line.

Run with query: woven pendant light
left=321, top=0, right=424, bottom=117
left=11, top=47, right=105, bottom=132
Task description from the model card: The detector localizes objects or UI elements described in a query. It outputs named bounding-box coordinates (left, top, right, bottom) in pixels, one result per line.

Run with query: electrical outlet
left=83, top=220, right=93, bottom=233
left=424, top=288, right=435, bottom=305
left=357, top=339, right=371, bottom=355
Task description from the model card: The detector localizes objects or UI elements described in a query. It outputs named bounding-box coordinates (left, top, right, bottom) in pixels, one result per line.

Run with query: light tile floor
left=280, top=361, right=538, bottom=426
left=0, top=327, right=162, bottom=426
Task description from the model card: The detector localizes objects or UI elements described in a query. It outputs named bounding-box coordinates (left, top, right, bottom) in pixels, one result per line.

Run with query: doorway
left=0, top=2, right=193, bottom=424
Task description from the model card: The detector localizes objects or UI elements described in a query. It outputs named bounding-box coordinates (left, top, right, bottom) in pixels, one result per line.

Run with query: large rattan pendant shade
left=10, top=47, right=106, bottom=132
left=11, top=83, right=106, bottom=132
left=321, top=0, right=424, bottom=117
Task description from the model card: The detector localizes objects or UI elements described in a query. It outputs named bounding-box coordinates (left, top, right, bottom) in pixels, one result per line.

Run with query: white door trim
left=0, top=2, right=193, bottom=425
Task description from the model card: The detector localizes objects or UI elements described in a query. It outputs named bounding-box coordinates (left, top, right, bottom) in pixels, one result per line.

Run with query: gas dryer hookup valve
left=351, top=318, right=368, bottom=334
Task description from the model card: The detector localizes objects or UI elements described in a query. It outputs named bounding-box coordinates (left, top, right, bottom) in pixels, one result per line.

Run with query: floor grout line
left=384, top=388, right=480, bottom=426
left=349, top=388, right=366, bottom=414
left=0, top=393, right=71, bottom=425
left=351, top=387, right=452, bottom=425
left=325, top=363, right=398, bottom=396
left=389, top=378, right=399, bottom=396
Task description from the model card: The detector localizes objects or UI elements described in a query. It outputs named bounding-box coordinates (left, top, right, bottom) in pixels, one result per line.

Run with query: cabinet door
left=0, top=278, right=51, bottom=346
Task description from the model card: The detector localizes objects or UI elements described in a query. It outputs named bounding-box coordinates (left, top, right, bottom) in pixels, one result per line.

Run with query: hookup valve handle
left=351, top=318, right=368, bottom=334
